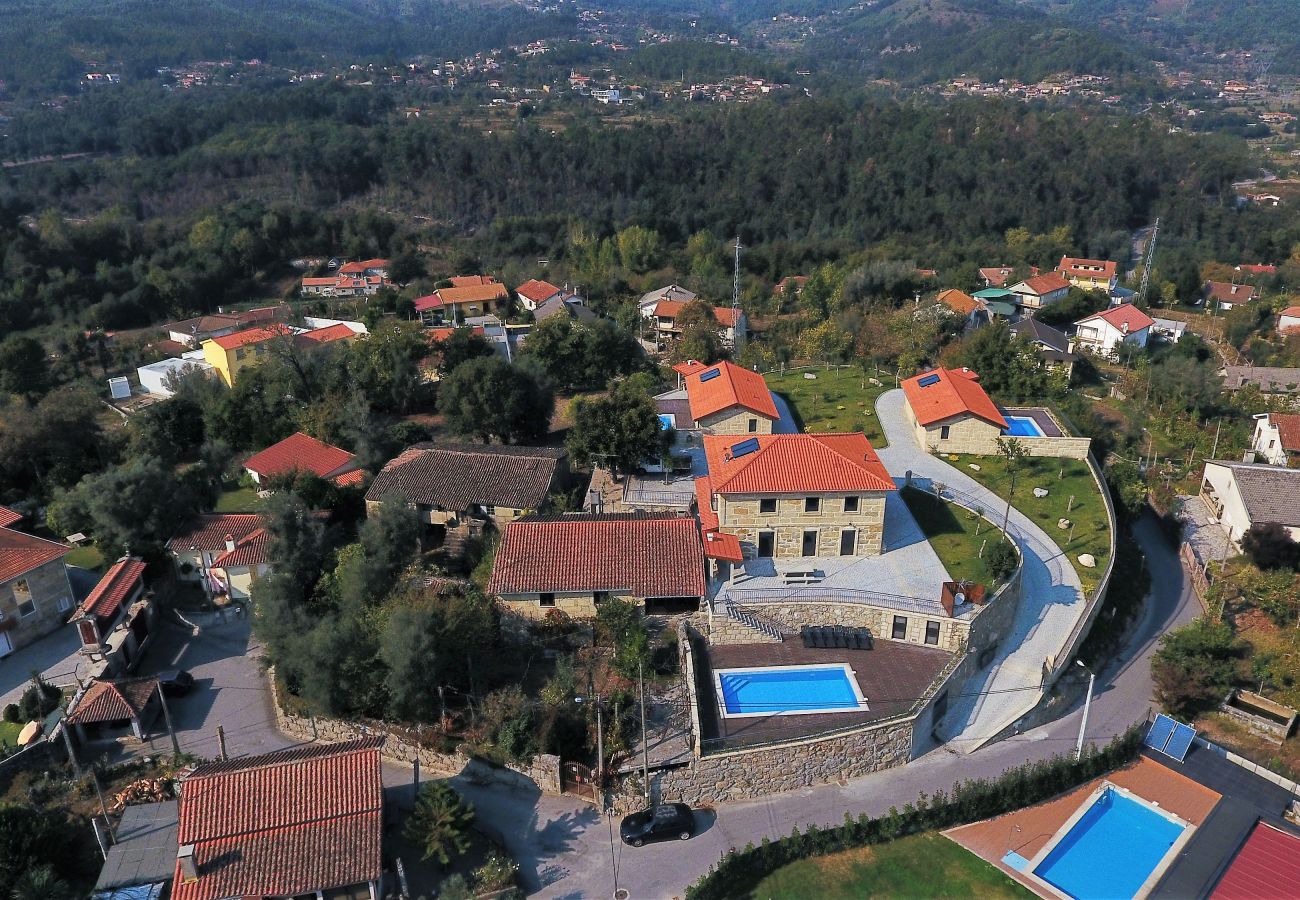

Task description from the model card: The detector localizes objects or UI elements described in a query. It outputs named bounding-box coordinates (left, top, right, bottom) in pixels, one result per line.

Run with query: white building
left=638, top=284, right=697, bottom=319
left=1250, top=413, right=1300, bottom=467
left=1200, top=460, right=1300, bottom=543
left=136, top=358, right=216, bottom=397
left=1073, top=303, right=1154, bottom=357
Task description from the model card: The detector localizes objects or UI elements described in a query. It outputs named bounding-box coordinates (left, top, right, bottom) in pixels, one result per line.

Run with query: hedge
left=685, top=724, right=1145, bottom=900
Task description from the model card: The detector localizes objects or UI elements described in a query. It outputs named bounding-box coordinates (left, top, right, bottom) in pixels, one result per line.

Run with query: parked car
left=157, top=669, right=194, bottom=697
left=619, top=803, right=696, bottom=847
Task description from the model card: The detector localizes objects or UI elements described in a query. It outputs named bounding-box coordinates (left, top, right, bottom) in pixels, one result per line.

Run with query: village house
left=901, top=367, right=1008, bottom=455
left=1008, top=272, right=1071, bottom=315
left=1072, top=303, right=1154, bottom=357
left=1237, top=263, right=1277, bottom=277
left=773, top=275, right=808, bottom=299
left=136, top=357, right=217, bottom=397
left=67, top=556, right=154, bottom=674
left=978, top=266, right=1022, bottom=288
left=242, top=431, right=361, bottom=487
left=66, top=676, right=162, bottom=744
left=1222, top=365, right=1300, bottom=394
left=1150, top=316, right=1187, bottom=344
left=488, top=512, right=707, bottom=618
left=166, top=514, right=270, bottom=602
left=366, top=443, right=567, bottom=550
left=0, top=526, right=74, bottom=657
left=1200, top=460, right=1300, bottom=543
left=698, top=431, right=894, bottom=559
left=533, top=292, right=596, bottom=325
left=515, top=278, right=564, bottom=310
left=652, top=300, right=747, bottom=350
left=163, top=306, right=286, bottom=348
left=1009, top=317, right=1077, bottom=377
left=934, top=288, right=988, bottom=330
left=1250, top=413, right=1300, bottom=467
left=1056, top=256, right=1119, bottom=294
left=1275, top=305, right=1300, bottom=335
left=170, top=738, right=385, bottom=900
left=299, top=259, right=391, bottom=296
left=659, top=360, right=780, bottom=435
left=638, top=283, right=697, bottom=319
left=1204, top=280, right=1257, bottom=311
left=200, top=323, right=361, bottom=386
left=413, top=279, right=509, bottom=324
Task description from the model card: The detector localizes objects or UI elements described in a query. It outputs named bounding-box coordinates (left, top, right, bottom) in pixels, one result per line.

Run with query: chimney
left=223, top=534, right=235, bottom=552
left=1231, top=284, right=1239, bottom=295
left=1067, top=338, right=1076, bottom=354
left=1121, top=321, right=1130, bottom=334
left=178, top=844, right=198, bottom=882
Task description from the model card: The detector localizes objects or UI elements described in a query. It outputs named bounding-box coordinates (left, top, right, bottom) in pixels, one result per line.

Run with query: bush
left=474, top=851, right=519, bottom=892
left=2, top=704, right=18, bottom=723
left=1151, top=619, right=1242, bottom=719
left=1241, top=522, right=1300, bottom=572
left=986, top=541, right=1017, bottom=581
left=17, top=678, right=61, bottom=722
left=404, top=781, right=475, bottom=866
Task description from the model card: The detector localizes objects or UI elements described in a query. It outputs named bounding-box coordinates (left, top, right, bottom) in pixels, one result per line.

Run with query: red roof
left=702, top=529, right=744, bottom=563
left=0, top=527, right=69, bottom=584
left=1057, top=256, right=1118, bottom=282
left=448, top=274, right=498, bottom=287
left=683, top=361, right=778, bottom=422
left=334, top=469, right=367, bottom=488
left=936, top=289, right=979, bottom=315
left=487, top=514, right=706, bottom=597
left=1079, top=303, right=1155, bottom=333
left=211, top=528, right=269, bottom=569
left=173, top=738, right=384, bottom=900
left=979, top=266, right=1015, bottom=287
left=209, top=324, right=292, bottom=351
left=703, top=433, right=895, bottom=495
left=516, top=278, right=562, bottom=303
left=1204, top=281, right=1257, bottom=305
left=243, top=432, right=356, bottom=480
left=653, top=300, right=741, bottom=328
left=67, top=677, right=158, bottom=724
left=297, top=323, right=355, bottom=345
left=1280, top=306, right=1300, bottom=319
left=167, top=514, right=264, bottom=553
left=695, top=477, right=719, bottom=531
left=1019, top=272, right=1071, bottom=295
left=1210, top=821, right=1300, bottom=900
left=0, top=506, right=21, bottom=528
left=1268, top=413, right=1300, bottom=452
left=901, top=367, right=1008, bottom=429
left=1237, top=264, right=1277, bottom=275
left=70, top=557, right=145, bottom=622
left=338, top=258, right=388, bottom=275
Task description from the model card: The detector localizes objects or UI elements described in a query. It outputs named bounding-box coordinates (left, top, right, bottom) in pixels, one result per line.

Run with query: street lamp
left=1074, top=660, right=1095, bottom=761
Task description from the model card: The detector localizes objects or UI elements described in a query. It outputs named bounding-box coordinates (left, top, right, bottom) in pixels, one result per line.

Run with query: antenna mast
left=1138, top=217, right=1159, bottom=306
left=732, top=235, right=742, bottom=310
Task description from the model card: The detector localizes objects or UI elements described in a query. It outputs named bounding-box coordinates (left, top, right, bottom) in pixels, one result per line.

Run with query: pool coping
left=1002, top=414, right=1047, bottom=438
left=1020, top=782, right=1198, bottom=900
left=713, top=662, right=869, bottom=719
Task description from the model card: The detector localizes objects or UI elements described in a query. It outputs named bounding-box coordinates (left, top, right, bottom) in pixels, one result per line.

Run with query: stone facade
left=707, top=601, right=969, bottom=653
left=499, top=588, right=637, bottom=620
left=0, top=559, right=74, bottom=654
left=996, top=434, right=1093, bottom=460
left=715, top=493, right=886, bottom=558
left=697, top=406, right=775, bottom=436
left=907, top=403, right=1004, bottom=456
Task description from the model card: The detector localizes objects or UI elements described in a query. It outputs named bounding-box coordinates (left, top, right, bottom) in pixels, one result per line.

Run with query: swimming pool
left=714, top=664, right=867, bottom=718
left=1003, top=415, right=1045, bottom=437
left=1033, top=786, right=1189, bottom=900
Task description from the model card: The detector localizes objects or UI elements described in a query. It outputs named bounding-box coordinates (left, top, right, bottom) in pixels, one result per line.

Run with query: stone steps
left=723, top=600, right=784, bottom=642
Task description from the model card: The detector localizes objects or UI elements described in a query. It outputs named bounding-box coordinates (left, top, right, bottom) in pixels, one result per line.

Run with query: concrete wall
left=1, top=560, right=75, bottom=653
left=717, top=492, right=887, bottom=557
left=698, top=407, right=775, bottom=436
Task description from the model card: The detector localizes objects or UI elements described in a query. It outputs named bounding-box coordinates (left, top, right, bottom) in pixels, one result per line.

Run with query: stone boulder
left=1077, top=553, right=1097, bottom=568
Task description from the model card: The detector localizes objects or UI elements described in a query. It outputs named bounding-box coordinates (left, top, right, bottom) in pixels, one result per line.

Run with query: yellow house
left=201, top=323, right=360, bottom=386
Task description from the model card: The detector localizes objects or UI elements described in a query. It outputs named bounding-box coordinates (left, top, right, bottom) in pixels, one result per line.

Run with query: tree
left=434, top=326, right=494, bottom=376
left=128, top=396, right=205, bottom=464
left=955, top=323, right=1047, bottom=400
left=347, top=321, right=429, bottom=413
left=672, top=299, right=724, bottom=365
left=521, top=316, right=640, bottom=391
left=0, top=336, right=48, bottom=400
left=615, top=225, right=662, bottom=274
left=10, top=864, right=74, bottom=900
left=995, top=437, right=1028, bottom=537
left=50, top=456, right=196, bottom=560
left=797, top=319, right=853, bottom=366
left=566, top=380, right=671, bottom=479
left=1152, top=619, right=1241, bottom=719
left=388, top=250, right=426, bottom=285
left=438, top=356, right=553, bottom=444
left=405, top=782, right=476, bottom=866
left=1241, top=522, right=1300, bottom=572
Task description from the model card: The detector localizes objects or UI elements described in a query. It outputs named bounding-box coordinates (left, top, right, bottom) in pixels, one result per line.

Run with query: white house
left=1008, top=272, right=1070, bottom=315
left=1277, top=305, right=1300, bottom=335
left=1073, top=303, right=1154, bottom=357
left=1250, top=413, right=1300, bottom=467
left=1200, top=460, right=1300, bottom=543
left=515, top=278, right=563, bottom=311
left=1204, top=280, right=1257, bottom=311
left=1150, top=317, right=1187, bottom=343
left=136, top=358, right=217, bottom=397
left=639, top=284, right=696, bottom=319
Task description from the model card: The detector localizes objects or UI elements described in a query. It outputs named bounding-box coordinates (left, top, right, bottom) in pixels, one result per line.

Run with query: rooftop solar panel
left=917, top=373, right=942, bottom=387
left=730, top=438, right=760, bottom=458
left=1162, top=723, right=1195, bottom=762
left=699, top=368, right=721, bottom=382
left=1145, top=715, right=1176, bottom=752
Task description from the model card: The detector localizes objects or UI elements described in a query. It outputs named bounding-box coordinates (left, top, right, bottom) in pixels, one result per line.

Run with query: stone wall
left=2, top=559, right=75, bottom=652
left=710, top=600, right=968, bottom=653
left=704, top=610, right=784, bottom=644
left=1004, top=435, right=1093, bottom=460
left=719, top=493, right=887, bottom=557
left=699, top=407, right=775, bottom=436
left=917, top=412, right=1004, bottom=456
left=268, top=670, right=561, bottom=795
left=499, top=588, right=637, bottom=620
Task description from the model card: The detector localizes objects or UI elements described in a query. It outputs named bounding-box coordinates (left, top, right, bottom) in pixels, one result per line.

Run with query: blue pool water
left=1034, top=788, right=1186, bottom=900
left=1004, top=415, right=1045, bottom=437
left=717, top=666, right=862, bottom=716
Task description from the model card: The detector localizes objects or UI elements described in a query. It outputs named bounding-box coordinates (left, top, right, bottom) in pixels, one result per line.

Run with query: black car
left=619, top=803, right=696, bottom=847
left=157, top=669, right=194, bottom=697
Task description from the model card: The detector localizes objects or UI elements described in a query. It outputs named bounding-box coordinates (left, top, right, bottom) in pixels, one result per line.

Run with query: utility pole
left=639, top=661, right=650, bottom=804
left=595, top=696, right=604, bottom=808
left=156, top=683, right=181, bottom=757
left=216, top=725, right=228, bottom=762
left=1075, top=661, right=1095, bottom=760
left=1137, top=218, right=1159, bottom=306
left=732, top=235, right=742, bottom=312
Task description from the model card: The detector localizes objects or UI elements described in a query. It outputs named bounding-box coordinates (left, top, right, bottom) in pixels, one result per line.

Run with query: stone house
left=66, top=676, right=161, bottom=743
left=901, top=367, right=1008, bottom=455
left=658, top=360, right=780, bottom=436
left=698, top=432, right=894, bottom=559
left=0, top=527, right=74, bottom=657
left=488, top=513, right=707, bottom=618
left=242, top=431, right=360, bottom=487
left=515, top=277, right=563, bottom=311
left=1222, top=365, right=1300, bottom=395
left=1251, top=413, right=1300, bottom=467
left=68, top=556, right=153, bottom=673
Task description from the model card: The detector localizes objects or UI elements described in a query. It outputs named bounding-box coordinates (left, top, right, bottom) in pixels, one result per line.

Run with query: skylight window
left=699, top=368, right=721, bottom=382
left=917, top=373, right=941, bottom=388
left=730, top=438, right=760, bottom=458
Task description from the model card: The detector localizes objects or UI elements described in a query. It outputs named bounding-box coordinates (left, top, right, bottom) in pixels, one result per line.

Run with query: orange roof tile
left=653, top=299, right=741, bottom=328
left=1280, top=305, right=1300, bottom=318
left=209, top=324, right=293, bottom=351
left=703, top=433, right=895, bottom=495
left=296, top=323, right=356, bottom=345
left=702, top=529, right=744, bottom=562
left=448, top=274, right=498, bottom=287
left=0, top=528, right=70, bottom=584
left=244, top=432, right=356, bottom=480
left=0, top=506, right=21, bottom=528
left=1020, top=272, right=1071, bottom=295
left=1211, top=822, right=1300, bottom=900
left=1204, top=281, right=1257, bottom=304
left=979, top=266, right=1015, bottom=287
left=71, top=557, right=145, bottom=622
left=694, top=477, right=719, bottom=530
left=211, top=528, right=269, bottom=569
left=1269, top=413, right=1300, bottom=451
left=683, top=361, right=778, bottom=422
left=1057, top=256, right=1118, bottom=281
left=901, top=367, right=1008, bottom=429
left=936, top=289, right=979, bottom=315
left=167, top=514, right=264, bottom=553
left=333, top=469, right=367, bottom=488
left=1079, top=302, right=1155, bottom=332
left=516, top=278, right=562, bottom=303
left=68, top=677, right=158, bottom=724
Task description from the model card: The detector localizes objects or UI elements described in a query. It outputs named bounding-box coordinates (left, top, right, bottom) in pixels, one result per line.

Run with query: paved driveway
left=871, top=389, right=1091, bottom=751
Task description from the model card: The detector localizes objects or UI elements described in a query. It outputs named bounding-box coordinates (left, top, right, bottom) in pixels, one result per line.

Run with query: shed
left=136, top=358, right=215, bottom=397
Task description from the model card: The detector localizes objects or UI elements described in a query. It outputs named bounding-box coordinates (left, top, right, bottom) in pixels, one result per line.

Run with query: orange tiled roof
left=1057, top=256, right=1117, bottom=281
left=448, top=274, right=498, bottom=287
left=1080, top=303, right=1155, bottom=332
left=694, top=477, right=719, bottom=530
left=297, top=323, right=355, bottom=345
left=0, top=528, right=69, bottom=584
left=703, top=433, right=895, bottom=495
left=979, top=266, right=1015, bottom=287
left=167, top=514, right=264, bottom=553
left=901, top=367, right=1008, bottom=429
left=0, top=506, right=21, bottom=528
left=516, top=278, right=562, bottom=303
left=333, top=469, right=367, bottom=488
left=702, top=529, right=744, bottom=562
left=1019, top=272, right=1071, bottom=295
left=70, top=556, right=145, bottom=622
left=211, top=528, right=269, bottom=569
left=209, top=324, right=292, bottom=351
left=653, top=300, right=741, bottom=328
left=1268, top=413, right=1300, bottom=451
left=683, top=361, right=778, bottom=422
left=1204, top=281, right=1257, bottom=304
left=936, top=289, right=979, bottom=315
left=68, top=677, right=158, bottom=724
left=243, top=432, right=355, bottom=480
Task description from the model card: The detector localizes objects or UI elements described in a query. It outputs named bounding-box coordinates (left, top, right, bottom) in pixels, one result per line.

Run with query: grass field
left=901, top=487, right=1004, bottom=588
left=0, top=721, right=23, bottom=750
left=765, top=367, right=891, bottom=446
left=949, top=454, right=1110, bottom=595
left=215, top=485, right=264, bottom=513
left=64, top=545, right=105, bottom=571
left=752, top=832, right=1032, bottom=899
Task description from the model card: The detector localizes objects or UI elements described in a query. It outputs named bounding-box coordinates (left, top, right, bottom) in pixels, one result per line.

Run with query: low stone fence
left=268, top=671, right=561, bottom=795
left=1218, top=690, right=1297, bottom=745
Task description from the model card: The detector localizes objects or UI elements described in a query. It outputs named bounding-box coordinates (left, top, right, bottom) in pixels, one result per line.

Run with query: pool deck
left=698, top=640, right=951, bottom=749
left=944, top=756, right=1220, bottom=897
left=999, top=406, right=1065, bottom=438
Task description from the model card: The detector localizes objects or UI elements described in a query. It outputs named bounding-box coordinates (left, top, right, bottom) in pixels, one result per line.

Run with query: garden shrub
left=986, top=541, right=1017, bottom=581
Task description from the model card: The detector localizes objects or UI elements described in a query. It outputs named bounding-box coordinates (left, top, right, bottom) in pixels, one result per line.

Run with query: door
left=757, top=531, right=775, bottom=558
left=801, top=530, right=818, bottom=556
left=839, top=529, right=857, bottom=556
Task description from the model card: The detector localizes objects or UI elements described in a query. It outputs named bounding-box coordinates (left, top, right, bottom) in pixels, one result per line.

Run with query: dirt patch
left=813, top=843, right=878, bottom=878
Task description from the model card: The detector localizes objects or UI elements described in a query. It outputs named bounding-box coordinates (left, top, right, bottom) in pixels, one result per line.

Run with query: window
left=801, top=530, right=818, bottom=556
left=839, top=529, right=856, bottom=556
left=13, top=580, right=34, bottom=618
left=804, top=497, right=820, bottom=513
left=748, top=418, right=758, bottom=433
left=757, top=531, right=775, bottom=557
left=933, top=690, right=949, bottom=721
left=593, top=591, right=610, bottom=605
left=481, top=505, right=496, bottom=516
left=235, top=348, right=247, bottom=361
left=925, top=621, right=941, bottom=645
left=891, top=615, right=908, bottom=640
left=939, top=425, right=951, bottom=440
left=56, top=595, right=73, bottom=613
left=759, top=498, right=777, bottom=514
left=843, top=496, right=859, bottom=513
left=539, top=593, right=556, bottom=608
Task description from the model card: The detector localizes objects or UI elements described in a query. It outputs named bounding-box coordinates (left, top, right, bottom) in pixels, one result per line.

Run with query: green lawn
left=64, top=545, right=105, bottom=571
left=901, top=487, right=1004, bottom=588
left=752, top=832, right=1032, bottom=899
left=947, top=454, right=1110, bottom=595
left=765, top=367, right=891, bottom=446
left=214, top=485, right=264, bottom=513
left=0, top=720, right=23, bottom=750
